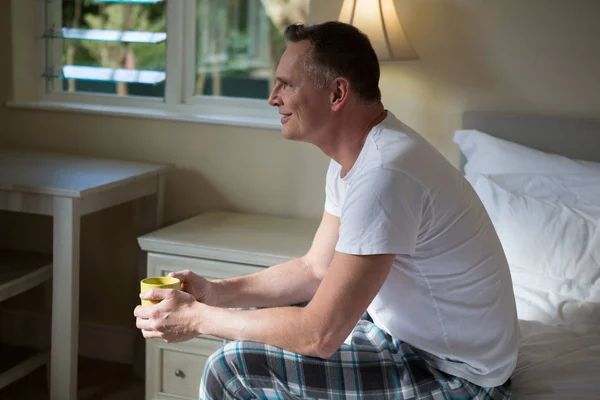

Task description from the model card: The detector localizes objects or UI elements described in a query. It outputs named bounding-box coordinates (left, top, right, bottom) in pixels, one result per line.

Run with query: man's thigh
left=199, top=318, right=511, bottom=400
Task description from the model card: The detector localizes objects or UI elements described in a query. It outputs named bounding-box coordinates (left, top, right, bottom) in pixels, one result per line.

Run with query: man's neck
left=321, top=104, right=386, bottom=177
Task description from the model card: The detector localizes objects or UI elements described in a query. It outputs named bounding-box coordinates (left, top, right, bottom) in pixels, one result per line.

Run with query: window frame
left=27, top=0, right=284, bottom=129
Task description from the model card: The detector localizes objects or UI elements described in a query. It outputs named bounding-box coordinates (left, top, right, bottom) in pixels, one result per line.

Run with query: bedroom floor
left=0, top=345, right=143, bottom=400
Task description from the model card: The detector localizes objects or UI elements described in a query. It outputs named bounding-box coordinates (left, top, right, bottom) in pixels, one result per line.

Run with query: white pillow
left=453, top=129, right=600, bottom=183
left=481, top=174, right=600, bottom=208
left=473, top=175, right=600, bottom=333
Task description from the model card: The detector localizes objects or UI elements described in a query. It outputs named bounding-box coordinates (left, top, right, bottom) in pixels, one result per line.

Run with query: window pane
left=195, top=0, right=308, bottom=100
left=58, top=0, right=166, bottom=98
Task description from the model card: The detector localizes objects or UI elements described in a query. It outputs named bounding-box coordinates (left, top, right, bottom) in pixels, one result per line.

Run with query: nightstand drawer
left=162, top=350, right=205, bottom=399
left=148, top=252, right=265, bottom=280
left=155, top=338, right=223, bottom=399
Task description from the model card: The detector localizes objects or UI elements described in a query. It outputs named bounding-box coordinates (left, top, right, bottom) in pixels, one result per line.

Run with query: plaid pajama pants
left=199, top=314, right=511, bottom=400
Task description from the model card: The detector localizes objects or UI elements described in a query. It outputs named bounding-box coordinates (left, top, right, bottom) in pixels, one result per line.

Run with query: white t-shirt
left=325, top=112, right=519, bottom=387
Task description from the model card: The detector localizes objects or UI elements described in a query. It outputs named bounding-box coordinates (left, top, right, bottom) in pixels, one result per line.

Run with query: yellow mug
left=140, top=276, right=181, bottom=306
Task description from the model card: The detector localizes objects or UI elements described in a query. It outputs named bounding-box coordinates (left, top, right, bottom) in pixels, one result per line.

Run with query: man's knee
left=200, top=340, right=248, bottom=398
left=202, top=341, right=238, bottom=382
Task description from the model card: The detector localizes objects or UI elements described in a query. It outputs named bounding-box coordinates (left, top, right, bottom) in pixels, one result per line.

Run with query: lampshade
left=338, top=0, right=418, bottom=62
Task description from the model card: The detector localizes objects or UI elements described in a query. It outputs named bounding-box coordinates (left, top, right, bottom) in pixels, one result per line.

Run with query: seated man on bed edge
left=134, top=21, right=519, bottom=400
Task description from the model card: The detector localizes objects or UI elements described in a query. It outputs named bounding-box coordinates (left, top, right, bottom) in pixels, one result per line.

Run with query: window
left=38, top=0, right=309, bottom=125
left=46, top=1, right=167, bottom=98
left=195, top=0, right=280, bottom=99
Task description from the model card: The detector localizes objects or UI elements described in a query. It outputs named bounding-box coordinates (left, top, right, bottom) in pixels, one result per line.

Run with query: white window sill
left=5, top=100, right=282, bottom=131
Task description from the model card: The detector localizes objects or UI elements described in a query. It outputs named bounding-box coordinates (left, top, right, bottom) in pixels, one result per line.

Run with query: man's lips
left=280, top=113, right=291, bottom=124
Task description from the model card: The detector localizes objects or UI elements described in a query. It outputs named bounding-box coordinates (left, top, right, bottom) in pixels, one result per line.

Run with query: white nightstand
left=137, top=211, right=318, bottom=400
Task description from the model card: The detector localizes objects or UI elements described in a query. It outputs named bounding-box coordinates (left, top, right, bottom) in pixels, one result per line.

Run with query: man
left=135, top=21, right=518, bottom=399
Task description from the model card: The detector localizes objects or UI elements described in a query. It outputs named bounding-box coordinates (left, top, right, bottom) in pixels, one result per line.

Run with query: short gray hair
left=284, top=22, right=381, bottom=102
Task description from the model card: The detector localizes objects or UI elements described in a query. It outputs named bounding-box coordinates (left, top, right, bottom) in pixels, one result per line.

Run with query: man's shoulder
left=369, top=120, right=429, bottom=167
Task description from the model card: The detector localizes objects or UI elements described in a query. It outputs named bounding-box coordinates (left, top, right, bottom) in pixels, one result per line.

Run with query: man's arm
left=213, top=210, right=340, bottom=308
left=196, top=250, right=395, bottom=358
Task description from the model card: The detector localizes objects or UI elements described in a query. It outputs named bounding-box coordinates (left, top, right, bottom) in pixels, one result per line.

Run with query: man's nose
left=268, top=87, right=280, bottom=107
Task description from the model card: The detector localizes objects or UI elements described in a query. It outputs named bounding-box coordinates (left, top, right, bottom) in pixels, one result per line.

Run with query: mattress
left=512, top=320, right=600, bottom=399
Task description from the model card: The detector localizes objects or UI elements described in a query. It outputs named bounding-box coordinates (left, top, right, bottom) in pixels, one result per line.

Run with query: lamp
left=338, top=0, right=418, bottom=62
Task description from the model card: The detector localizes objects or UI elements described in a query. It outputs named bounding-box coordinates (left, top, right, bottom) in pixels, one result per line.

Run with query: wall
left=1, top=0, right=600, bottom=350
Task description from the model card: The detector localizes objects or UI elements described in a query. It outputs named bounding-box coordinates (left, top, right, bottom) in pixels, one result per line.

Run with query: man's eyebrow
left=276, top=77, right=290, bottom=84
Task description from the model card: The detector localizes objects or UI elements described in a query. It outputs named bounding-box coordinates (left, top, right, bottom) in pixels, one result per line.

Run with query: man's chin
left=281, top=125, right=311, bottom=143
left=280, top=126, right=296, bottom=140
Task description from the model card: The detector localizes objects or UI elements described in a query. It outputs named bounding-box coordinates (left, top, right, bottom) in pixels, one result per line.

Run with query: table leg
left=134, top=174, right=165, bottom=379
left=50, top=197, right=80, bottom=400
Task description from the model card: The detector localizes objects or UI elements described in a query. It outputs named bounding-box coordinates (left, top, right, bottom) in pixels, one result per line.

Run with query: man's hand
left=168, top=270, right=219, bottom=306
left=134, top=288, right=204, bottom=343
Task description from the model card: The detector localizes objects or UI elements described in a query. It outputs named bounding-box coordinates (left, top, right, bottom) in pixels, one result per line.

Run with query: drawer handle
left=174, top=369, right=186, bottom=379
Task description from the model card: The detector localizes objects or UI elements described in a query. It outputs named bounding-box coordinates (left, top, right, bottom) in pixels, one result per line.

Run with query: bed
left=454, top=111, right=600, bottom=399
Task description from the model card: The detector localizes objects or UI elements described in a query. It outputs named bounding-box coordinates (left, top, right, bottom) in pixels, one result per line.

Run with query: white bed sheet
left=512, top=320, right=600, bottom=400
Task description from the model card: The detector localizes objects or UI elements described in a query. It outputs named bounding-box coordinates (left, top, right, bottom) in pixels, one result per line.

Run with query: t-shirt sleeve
left=324, top=160, right=342, bottom=217
left=336, top=168, right=425, bottom=256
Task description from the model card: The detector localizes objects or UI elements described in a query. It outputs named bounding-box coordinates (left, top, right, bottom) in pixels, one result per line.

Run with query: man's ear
left=330, top=77, right=350, bottom=111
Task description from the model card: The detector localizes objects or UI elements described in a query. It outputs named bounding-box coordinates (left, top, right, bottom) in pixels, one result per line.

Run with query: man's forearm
left=196, top=303, right=326, bottom=358
left=213, top=257, right=321, bottom=308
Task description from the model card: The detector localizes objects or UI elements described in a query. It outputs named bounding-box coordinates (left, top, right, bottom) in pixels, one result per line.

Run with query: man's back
left=325, top=112, right=519, bottom=387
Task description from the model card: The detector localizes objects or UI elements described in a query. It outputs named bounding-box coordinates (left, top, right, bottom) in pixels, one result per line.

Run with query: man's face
left=268, top=41, right=331, bottom=142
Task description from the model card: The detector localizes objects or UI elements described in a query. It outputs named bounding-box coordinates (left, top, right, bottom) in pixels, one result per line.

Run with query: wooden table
left=0, top=149, right=171, bottom=400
